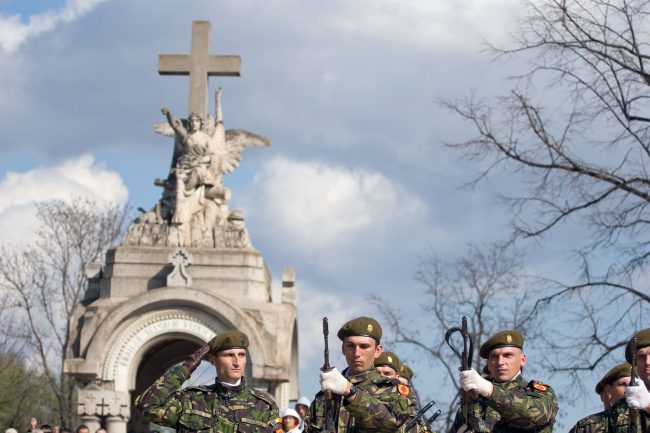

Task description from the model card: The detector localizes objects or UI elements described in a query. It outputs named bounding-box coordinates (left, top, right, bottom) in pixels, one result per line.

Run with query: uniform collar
left=213, top=376, right=246, bottom=395
left=493, top=372, right=525, bottom=389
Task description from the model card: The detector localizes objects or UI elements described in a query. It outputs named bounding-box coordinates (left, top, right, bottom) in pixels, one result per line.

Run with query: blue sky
left=0, top=0, right=618, bottom=428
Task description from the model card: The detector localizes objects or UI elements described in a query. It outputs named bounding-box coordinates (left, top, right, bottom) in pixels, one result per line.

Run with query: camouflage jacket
left=306, top=367, right=416, bottom=433
left=448, top=375, right=558, bottom=433
left=568, top=410, right=609, bottom=433
left=591, top=397, right=650, bottom=433
left=135, top=365, right=280, bottom=433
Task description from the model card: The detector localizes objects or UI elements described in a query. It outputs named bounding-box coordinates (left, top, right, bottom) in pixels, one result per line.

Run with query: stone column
left=106, top=416, right=127, bottom=433
left=80, top=415, right=101, bottom=433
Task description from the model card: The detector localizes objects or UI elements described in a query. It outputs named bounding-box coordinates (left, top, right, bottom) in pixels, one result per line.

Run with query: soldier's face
left=342, top=336, right=382, bottom=374
left=210, top=348, right=247, bottom=383
left=637, top=347, right=650, bottom=384
left=603, top=376, right=630, bottom=409
left=487, top=347, right=526, bottom=383
left=376, top=365, right=399, bottom=379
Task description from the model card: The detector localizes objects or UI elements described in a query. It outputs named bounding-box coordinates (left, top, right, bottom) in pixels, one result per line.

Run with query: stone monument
left=64, top=21, right=298, bottom=433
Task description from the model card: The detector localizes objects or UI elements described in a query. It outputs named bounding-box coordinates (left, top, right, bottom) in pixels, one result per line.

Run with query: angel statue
left=154, top=87, right=270, bottom=246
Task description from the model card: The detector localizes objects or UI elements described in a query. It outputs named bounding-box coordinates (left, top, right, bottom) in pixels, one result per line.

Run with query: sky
left=0, top=0, right=618, bottom=428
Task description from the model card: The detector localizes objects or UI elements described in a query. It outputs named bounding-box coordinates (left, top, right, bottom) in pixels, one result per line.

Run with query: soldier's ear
left=520, top=353, right=527, bottom=368
left=374, top=343, right=383, bottom=357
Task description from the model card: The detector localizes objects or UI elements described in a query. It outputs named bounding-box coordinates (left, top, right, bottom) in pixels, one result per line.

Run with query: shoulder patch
left=528, top=380, right=549, bottom=393
left=397, top=384, right=410, bottom=397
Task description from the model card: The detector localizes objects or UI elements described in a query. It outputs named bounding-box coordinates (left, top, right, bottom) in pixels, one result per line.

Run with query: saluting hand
left=625, top=377, right=650, bottom=410
left=182, top=345, right=210, bottom=374
left=460, top=369, right=494, bottom=398
left=320, top=368, right=350, bottom=395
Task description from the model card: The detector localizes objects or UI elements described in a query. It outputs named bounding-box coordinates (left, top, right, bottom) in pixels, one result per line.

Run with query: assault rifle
left=445, top=316, right=474, bottom=425
left=322, top=317, right=337, bottom=433
left=629, top=336, right=640, bottom=433
left=404, top=400, right=441, bottom=432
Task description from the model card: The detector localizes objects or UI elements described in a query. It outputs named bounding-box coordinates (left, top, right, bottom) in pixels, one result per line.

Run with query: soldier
left=399, top=365, right=414, bottom=386
left=135, top=330, right=281, bottom=433
left=448, top=330, right=558, bottom=433
left=568, top=362, right=631, bottom=433
left=603, top=327, right=650, bottom=433
left=374, top=352, right=401, bottom=380
left=307, top=316, right=416, bottom=433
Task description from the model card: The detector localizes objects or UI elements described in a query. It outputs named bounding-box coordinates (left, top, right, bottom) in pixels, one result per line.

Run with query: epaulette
left=527, top=380, right=550, bottom=394
left=578, top=413, right=606, bottom=426
left=250, top=388, right=275, bottom=406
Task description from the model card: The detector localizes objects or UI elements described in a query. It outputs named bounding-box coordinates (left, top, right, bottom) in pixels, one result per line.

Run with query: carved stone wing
left=153, top=122, right=175, bottom=137
left=221, top=129, right=271, bottom=173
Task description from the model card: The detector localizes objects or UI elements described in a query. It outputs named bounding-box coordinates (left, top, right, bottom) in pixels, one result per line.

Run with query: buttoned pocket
left=179, top=410, right=212, bottom=431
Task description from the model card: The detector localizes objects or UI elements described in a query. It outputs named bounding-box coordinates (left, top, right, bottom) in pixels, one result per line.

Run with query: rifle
left=321, top=317, right=336, bottom=433
left=630, top=336, right=639, bottom=433
left=404, top=400, right=439, bottom=432
left=445, top=316, right=474, bottom=425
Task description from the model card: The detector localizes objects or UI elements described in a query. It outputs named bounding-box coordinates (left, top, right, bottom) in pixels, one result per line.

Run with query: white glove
left=320, top=368, right=350, bottom=395
left=456, top=425, right=469, bottom=433
left=460, top=368, right=494, bottom=397
left=626, top=378, right=650, bottom=409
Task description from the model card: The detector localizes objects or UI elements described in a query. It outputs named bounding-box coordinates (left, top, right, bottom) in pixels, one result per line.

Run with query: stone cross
left=159, top=21, right=241, bottom=116
left=167, top=248, right=193, bottom=287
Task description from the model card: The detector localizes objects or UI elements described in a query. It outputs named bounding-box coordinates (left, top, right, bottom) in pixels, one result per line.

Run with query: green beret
left=595, top=362, right=632, bottom=395
left=479, top=330, right=524, bottom=359
left=625, top=328, right=650, bottom=363
left=400, top=364, right=414, bottom=381
left=374, top=351, right=400, bottom=372
left=337, top=316, right=382, bottom=342
left=208, top=330, right=249, bottom=354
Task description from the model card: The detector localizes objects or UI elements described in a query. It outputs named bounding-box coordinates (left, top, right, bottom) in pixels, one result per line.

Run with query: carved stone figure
left=123, top=88, right=268, bottom=248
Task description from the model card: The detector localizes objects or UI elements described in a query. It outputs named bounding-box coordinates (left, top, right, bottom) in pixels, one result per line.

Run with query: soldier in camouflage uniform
left=599, top=328, right=650, bottom=433
left=307, top=316, right=416, bottom=433
left=374, top=352, right=401, bottom=380
left=135, top=330, right=281, bottom=433
left=448, top=330, right=558, bottom=433
left=400, top=365, right=414, bottom=386
left=568, top=362, right=631, bottom=433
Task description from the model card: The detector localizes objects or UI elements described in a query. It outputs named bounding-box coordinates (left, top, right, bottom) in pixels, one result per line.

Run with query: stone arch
left=102, top=306, right=223, bottom=391
left=82, top=287, right=270, bottom=390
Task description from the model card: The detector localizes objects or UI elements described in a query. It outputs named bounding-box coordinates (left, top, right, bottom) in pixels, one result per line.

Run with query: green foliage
left=0, top=351, right=57, bottom=430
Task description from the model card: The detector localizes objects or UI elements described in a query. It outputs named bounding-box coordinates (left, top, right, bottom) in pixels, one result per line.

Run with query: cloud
left=0, top=154, right=128, bottom=244
left=0, top=0, right=109, bottom=52
left=238, top=157, right=427, bottom=269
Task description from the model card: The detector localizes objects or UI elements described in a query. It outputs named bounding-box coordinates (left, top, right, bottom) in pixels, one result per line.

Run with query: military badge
left=368, top=323, right=373, bottom=332
left=388, top=356, right=393, bottom=363
left=273, top=417, right=283, bottom=433
left=397, top=384, right=410, bottom=397
left=506, top=334, right=512, bottom=344
left=532, top=381, right=548, bottom=392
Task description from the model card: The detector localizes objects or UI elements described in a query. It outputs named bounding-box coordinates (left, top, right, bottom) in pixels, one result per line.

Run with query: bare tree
left=372, top=243, right=533, bottom=433
left=444, top=0, right=650, bottom=375
left=0, top=198, right=129, bottom=427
